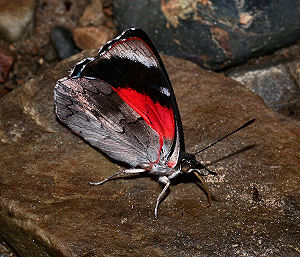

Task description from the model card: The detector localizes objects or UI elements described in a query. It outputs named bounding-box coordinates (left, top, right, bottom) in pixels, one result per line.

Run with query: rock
left=0, top=86, right=9, bottom=98
left=228, top=63, right=300, bottom=116
left=224, top=39, right=300, bottom=120
left=0, top=48, right=14, bottom=83
left=0, top=51, right=299, bottom=256
left=287, top=60, right=300, bottom=87
left=74, top=0, right=116, bottom=50
left=79, top=0, right=104, bottom=27
left=50, top=26, right=80, bottom=60
left=0, top=0, right=36, bottom=42
left=113, top=0, right=300, bottom=70
left=0, top=241, right=16, bottom=257
left=73, top=26, right=115, bottom=50
left=41, top=44, right=58, bottom=62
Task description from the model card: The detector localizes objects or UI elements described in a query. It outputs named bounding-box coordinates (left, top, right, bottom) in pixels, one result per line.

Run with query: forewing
left=72, top=28, right=184, bottom=167
left=54, top=76, right=161, bottom=167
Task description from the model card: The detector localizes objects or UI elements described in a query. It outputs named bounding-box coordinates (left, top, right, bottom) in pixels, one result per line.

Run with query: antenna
left=194, top=119, right=255, bottom=155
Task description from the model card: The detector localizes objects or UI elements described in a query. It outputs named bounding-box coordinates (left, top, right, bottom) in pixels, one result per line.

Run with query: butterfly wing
left=55, top=76, right=162, bottom=167
left=54, top=28, right=184, bottom=168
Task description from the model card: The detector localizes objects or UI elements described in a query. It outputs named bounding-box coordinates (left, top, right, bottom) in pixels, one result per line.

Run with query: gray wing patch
left=54, top=77, right=160, bottom=167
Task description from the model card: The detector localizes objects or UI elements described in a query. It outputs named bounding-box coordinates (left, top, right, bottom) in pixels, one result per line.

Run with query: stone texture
left=0, top=0, right=91, bottom=99
left=73, top=26, right=115, bottom=50
left=0, top=242, right=16, bottom=257
left=229, top=63, right=300, bottom=114
left=0, top=48, right=14, bottom=83
left=113, top=0, right=300, bottom=70
left=0, top=51, right=299, bottom=256
left=0, top=0, right=36, bottom=42
left=79, top=0, right=104, bottom=27
left=73, top=0, right=116, bottom=50
left=287, top=60, right=300, bottom=87
left=50, top=26, right=80, bottom=60
left=224, top=39, right=300, bottom=120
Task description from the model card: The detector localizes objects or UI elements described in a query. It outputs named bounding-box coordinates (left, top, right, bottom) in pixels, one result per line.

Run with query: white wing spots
left=149, top=84, right=170, bottom=97
left=160, top=87, right=170, bottom=96
left=123, top=51, right=156, bottom=68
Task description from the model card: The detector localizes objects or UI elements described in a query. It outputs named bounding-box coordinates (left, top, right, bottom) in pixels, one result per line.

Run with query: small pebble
left=73, top=26, right=115, bottom=50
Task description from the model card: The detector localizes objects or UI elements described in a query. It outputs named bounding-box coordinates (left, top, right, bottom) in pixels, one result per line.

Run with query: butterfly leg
left=154, top=176, right=171, bottom=218
left=90, top=168, right=146, bottom=185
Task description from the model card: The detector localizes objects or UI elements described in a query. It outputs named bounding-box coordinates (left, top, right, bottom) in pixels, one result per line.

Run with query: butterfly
left=54, top=28, right=254, bottom=217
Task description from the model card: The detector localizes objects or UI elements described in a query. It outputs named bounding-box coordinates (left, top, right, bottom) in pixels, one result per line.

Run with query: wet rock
left=0, top=0, right=36, bottom=42
left=228, top=63, right=300, bottom=116
left=50, top=26, right=80, bottom=60
left=113, top=0, right=300, bottom=70
left=0, top=48, right=14, bottom=83
left=0, top=51, right=299, bottom=256
left=73, top=26, right=115, bottom=50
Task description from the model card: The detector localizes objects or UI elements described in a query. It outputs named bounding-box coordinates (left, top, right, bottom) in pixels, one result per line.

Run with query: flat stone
left=0, top=51, right=299, bottom=256
left=0, top=0, right=36, bottom=42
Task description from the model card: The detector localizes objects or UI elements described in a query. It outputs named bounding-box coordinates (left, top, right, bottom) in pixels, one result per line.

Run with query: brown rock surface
left=79, top=0, right=104, bottom=27
left=0, top=0, right=36, bottom=42
left=73, top=26, right=115, bottom=50
left=0, top=51, right=299, bottom=256
left=0, top=48, right=14, bottom=83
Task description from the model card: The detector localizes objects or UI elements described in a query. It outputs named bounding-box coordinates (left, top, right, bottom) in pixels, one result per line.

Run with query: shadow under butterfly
left=54, top=28, right=255, bottom=218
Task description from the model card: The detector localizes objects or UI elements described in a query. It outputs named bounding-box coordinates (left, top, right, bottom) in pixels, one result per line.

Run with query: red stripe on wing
left=114, top=87, right=175, bottom=162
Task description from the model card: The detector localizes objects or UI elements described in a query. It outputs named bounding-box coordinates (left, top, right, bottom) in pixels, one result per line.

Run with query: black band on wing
left=80, top=57, right=172, bottom=109
left=70, top=28, right=186, bottom=154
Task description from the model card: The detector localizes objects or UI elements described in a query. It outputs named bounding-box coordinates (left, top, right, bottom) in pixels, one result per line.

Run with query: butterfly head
left=175, top=153, right=216, bottom=208
left=179, top=153, right=217, bottom=176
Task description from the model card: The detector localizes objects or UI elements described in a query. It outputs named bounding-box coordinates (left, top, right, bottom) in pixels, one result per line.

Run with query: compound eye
left=181, top=160, right=190, bottom=173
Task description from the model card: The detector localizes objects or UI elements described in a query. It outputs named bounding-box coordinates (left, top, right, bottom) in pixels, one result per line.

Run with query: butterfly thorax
left=143, top=162, right=174, bottom=176
left=143, top=152, right=210, bottom=180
